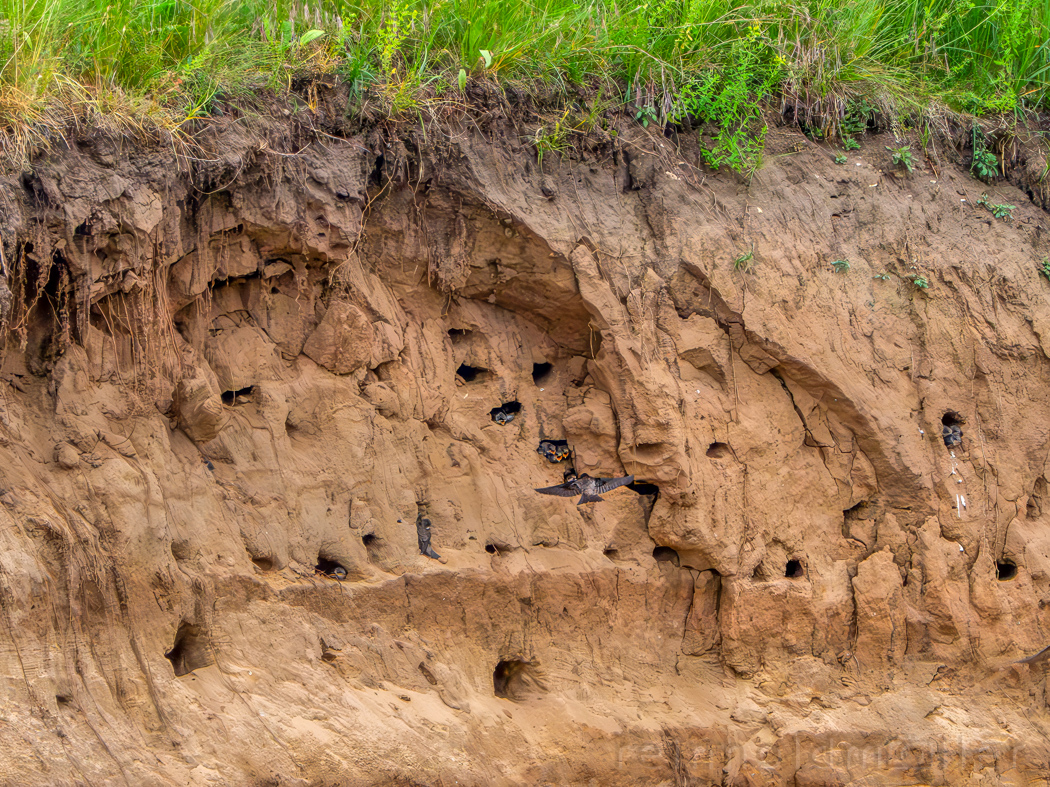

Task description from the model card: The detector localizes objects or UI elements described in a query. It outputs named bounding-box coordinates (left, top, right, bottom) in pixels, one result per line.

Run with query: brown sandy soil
left=0, top=105, right=1048, bottom=785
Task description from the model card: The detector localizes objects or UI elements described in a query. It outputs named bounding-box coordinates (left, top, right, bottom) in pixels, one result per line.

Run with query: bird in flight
left=535, top=473, right=635, bottom=505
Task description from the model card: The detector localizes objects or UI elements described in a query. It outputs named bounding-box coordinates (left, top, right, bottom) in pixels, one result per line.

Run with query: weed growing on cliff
left=842, top=137, right=860, bottom=151
left=635, top=105, right=658, bottom=128
left=673, top=28, right=780, bottom=176
left=910, top=275, right=930, bottom=289
left=1039, top=257, right=1050, bottom=281
left=531, top=109, right=574, bottom=167
left=971, top=146, right=999, bottom=182
left=834, top=153, right=847, bottom=164
left=733, top=245, right=755, bottom=273
left=873, top=272, right=890, bottom=281
left=832, top=259, right=850, bottom=273
left=976, top=193, right=1016, bottom=220
left=971, top=128, right=999, bottom=182
left=887, top=145, right=914, bottom=173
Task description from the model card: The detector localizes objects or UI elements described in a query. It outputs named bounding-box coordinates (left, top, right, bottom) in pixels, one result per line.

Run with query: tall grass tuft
left=0, top=0, right=1046, bottom=168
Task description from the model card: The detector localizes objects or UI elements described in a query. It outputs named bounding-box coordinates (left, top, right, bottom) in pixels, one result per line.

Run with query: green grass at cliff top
left=0, top=0, right=1047, bottom=157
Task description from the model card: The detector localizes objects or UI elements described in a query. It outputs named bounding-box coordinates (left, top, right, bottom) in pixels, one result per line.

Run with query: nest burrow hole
left=456, top=364, right=487, bottom=382
left=165, top=621, right=212, bottom=677
left=221, top=385, right=254, bottom=405
left=493, top=659, right=533, bottom=699
left=653, top=546, right=680, bottom=566
left=785, top=559, right=805, bottom=578
left=707, top=442, right=731, bottom=459
left=532, top=362, right=553, bottom=384
left=315, top=555, right=345, bottom=575
left=942, top=411, right=964, bottom=427
left=997, top=560, right=1018, bottom=581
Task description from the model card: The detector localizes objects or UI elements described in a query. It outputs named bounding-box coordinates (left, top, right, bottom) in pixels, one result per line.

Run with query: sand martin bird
left=535, top=473, right=635, bottom=505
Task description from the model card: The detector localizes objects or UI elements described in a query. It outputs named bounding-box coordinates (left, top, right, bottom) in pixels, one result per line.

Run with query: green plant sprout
left=886, top=145, right=914, bottom=172
left=635, top=105, right=658, bottom=127
left=733, top=245, right=755, bottom=273
left=976, top=193, right=1015, bottom=220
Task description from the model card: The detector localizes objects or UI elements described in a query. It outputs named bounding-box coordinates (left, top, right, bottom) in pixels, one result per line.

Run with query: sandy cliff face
left=0, top=111, right=1049, bottom=785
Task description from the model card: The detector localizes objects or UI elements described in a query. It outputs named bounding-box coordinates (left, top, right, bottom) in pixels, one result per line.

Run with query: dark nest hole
left=315, top=555, right=346, bottom=578
left=997, top=560, right=1018, bottom=581
left=362, top=533, right=380, bottom=563
left=456, top=364, right=488, bottom=382
left=785, top=559, right=805, bottom=579
left=221, top=385, right=254, bottom=405
left=490, top=401, right=522, bottom=422
left=368, top=153, right=385, bottom=186
left=165, top=621, right=212, bottom=677
left=532, top=362, right=553, bottom=384
left=707, top=442, right=731, bottom=459
left=493, top=658, right=545, bottom=700
left=653, top=546, right=680, bottom=566
left=627, top=481, right=660, bottom=496
left=448, top=328, right=471, bottom=340
left=485, top=543, right=497, bottom=554
left=942, top=411, right=965, bottom=427
left=604, top=548, right=619, bottom=559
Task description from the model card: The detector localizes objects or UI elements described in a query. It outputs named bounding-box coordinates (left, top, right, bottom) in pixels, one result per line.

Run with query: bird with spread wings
left=534, top=473, right=635, bottom=505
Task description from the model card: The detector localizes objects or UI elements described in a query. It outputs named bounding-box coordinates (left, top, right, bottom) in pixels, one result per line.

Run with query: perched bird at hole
left=331, top=566, right=347, bottom=580
left=416, top=514, right=441, bottom=560
left=537, top=440, right=571, bottom=463
left=493, top=410, right=515, bottom=425
left=942, top=424, right=962, bottom=448
left=535, top=473, right=635, bottom=505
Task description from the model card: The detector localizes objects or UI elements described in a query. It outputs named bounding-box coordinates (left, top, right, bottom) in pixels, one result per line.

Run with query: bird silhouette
left=535, top=473, right=635, bottom=505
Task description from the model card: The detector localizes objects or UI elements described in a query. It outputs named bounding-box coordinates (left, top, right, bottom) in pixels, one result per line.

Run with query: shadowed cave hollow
left=653, top=546, right=680, bottom=566
left=493, top=659, right=545, bottom=700
left=165, top=622, right=212, bottom=677
left=532, top=362, right=553, bottom=384
left=456, top=364, right=488, bottom=382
